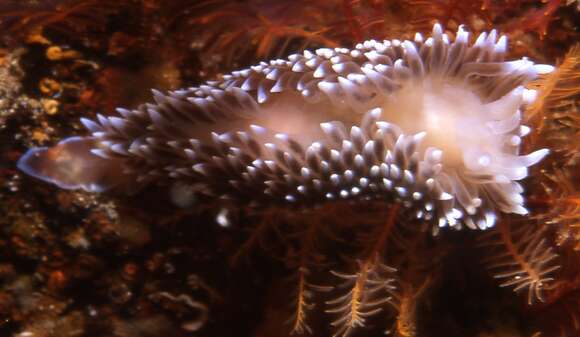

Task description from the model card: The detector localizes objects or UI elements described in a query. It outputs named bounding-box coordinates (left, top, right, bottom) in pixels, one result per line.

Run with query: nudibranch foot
left=17, top=136, right=127, bottom=193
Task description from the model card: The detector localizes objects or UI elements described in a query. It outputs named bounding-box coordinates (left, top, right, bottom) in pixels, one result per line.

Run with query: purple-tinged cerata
left=18, top=24, right=553, bottom=233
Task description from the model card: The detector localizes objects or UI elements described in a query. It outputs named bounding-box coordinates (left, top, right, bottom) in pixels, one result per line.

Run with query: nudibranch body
left=18, top=24, right=552, bottom=231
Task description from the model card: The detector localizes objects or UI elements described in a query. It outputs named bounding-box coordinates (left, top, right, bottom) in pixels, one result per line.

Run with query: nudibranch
left=18, top=24, right=553, bottom=231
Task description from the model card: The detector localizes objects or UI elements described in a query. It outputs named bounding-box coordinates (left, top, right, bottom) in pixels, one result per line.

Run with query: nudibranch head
left=18, top=24, right=552, bottom=232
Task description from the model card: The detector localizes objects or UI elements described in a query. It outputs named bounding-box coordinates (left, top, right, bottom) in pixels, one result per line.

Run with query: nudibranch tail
left=18, top=23, right=554, bottom=231
left=17, top=136, right=127, bottom=193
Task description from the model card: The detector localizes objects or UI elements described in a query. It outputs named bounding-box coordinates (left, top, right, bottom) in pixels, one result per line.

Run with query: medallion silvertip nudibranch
left=18, top=24, right=553, bottom=232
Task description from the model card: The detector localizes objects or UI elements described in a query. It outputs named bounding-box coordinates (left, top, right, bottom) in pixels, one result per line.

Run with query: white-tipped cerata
left=18, top=24, right=552, bottom=232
